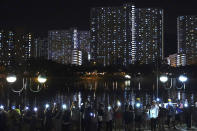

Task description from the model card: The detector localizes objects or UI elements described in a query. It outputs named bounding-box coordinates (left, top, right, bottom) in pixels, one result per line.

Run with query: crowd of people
left=0, top=99, right=197, bottom=131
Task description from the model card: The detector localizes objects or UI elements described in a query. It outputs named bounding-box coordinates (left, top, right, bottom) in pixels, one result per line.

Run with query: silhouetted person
left=149, top=101, right=159, bottom=131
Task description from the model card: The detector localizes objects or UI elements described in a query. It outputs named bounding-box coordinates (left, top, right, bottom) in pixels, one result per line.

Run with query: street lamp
left=178, top=75, right=188, bottom=90
left=160, top=75, right=168, bottom=83
left=30, top=74, right=47, bottom=93
left=179, top=75, right=188, bottom=83
left=6, top=74, right=17, bottom=83
left=160, top=75, right=173, bottom=89
left=37, top=74, right=47, bottom=84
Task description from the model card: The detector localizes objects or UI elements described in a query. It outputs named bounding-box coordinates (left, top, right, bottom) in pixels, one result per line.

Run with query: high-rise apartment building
left=34, top=38, right=48, bottom=59
left=177, top=16, right=197, bottom=65
left=90, top=3, right=164, bottom=66
left=48, top=30, right=73, bottom=64
left=0, top=30, right=34, bottom=66
left=90, top=4, right=135, bottom=66
left=19, top=33, right=34, bottom=59
left=135, top=8, right=164, bottom=64
left=78, top=31, right=90, bottom=64
left=48, top=28, right=90, bottom=65
left=0, top=30, right=15, bottom=66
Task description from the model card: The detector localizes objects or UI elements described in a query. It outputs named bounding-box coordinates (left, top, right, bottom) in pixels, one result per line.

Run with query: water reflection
left=0, top=79, right=196, bottom=109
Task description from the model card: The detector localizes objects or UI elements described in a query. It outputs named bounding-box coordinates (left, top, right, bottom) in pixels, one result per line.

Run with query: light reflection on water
left=0, top=79, right=196, bottom=108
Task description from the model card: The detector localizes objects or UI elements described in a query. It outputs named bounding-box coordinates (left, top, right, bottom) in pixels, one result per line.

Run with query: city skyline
left=1, top=0, right=197, bottom=56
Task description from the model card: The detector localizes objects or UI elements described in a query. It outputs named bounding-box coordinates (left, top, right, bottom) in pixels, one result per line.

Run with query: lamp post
left=6, top=72, right=47, bottom=109
left=159, top=75, right=168, bottom=100
left=29, top=74, right=47, bottom=93
left=178, top=75, right=188, bottom=91
left=159, top=74, right=173, bottom=100
left=6, top=74, right=17, bottom=109
left=30, top=74, right=47, bottom=107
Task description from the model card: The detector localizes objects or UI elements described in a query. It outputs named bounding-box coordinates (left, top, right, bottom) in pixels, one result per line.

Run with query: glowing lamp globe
left=37, top=74, right=47, bottom=84
left=6, top=74, right=17, bottom=83
left=179, top=75, right=188, bottom=83
left=160, top=75, right=168, bottom=83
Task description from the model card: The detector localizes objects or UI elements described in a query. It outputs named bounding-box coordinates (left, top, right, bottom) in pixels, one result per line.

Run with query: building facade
left=34, top=37, right=48, bottom=59
left=177, top=53, right=186, bottom=66
left=90, top=3, right=164, bottom=66
left=78, top=31, right=90, bottom=64
left=48, top=30, right=73, bottom=64
left=0, top=30, right=15, bottom=66
left=135, top=8, right=164, bottom=64
left=72, top=50, right=82, bottom=65
left=90, top=4, right=135, bottom=66
left=167, top=53, right=178, bottom=67
left=0, top=30, right=34, bottom=66
left=177, top=16, right=197, bottom=65
left=48, top=28, right=89, bottom=65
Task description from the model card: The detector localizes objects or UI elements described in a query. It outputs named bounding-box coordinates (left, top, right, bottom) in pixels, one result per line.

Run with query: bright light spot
left=184, top=103, right=188, bottom=108
left=0, top=105, right=4, bottom=110
left=117, top=101, right=121, bottom=107
left=136, top=103, right=141, bottom=108
left=62, top=104, right=67, bottom=110
left=88, top=53, right=91, bottom=61
left=25, top=106, right=29, bottom=110
left=38, top=75, right=47, bottom=83
left=90, top=112, right=93, bottom=116
left=90, top=112, right=95, bottom=117
left=156, top=98, right=160, bottom=102
left=6, top=74, right=17, bottom=83
left=108, top=106, right=111, bottom=110
left=12, top=106, right=16, bottom=109
left=45, top=104, right=49, bottom=109
left=160, top=75, right=168, bottom=83
left=34, top=107, right=38, bottom=112
left=125, top=75, right=131, bottom=79
left=179, top=75, right=188, bottom=83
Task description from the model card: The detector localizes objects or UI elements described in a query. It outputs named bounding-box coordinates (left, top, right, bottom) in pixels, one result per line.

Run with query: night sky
left=0, top=0, right=197, bottom=56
